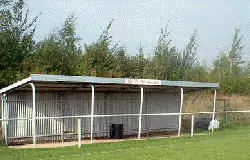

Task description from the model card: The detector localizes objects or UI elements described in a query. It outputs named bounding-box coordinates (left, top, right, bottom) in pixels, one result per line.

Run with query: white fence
left=1, top=110, right=250, bottom=148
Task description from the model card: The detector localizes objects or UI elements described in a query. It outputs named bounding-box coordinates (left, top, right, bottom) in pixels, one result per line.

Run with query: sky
left=25, top=0, right=250, bottom=64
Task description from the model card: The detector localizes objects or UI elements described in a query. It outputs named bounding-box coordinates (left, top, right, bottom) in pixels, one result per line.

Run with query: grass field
left=1, top=127, right=250, bottom=160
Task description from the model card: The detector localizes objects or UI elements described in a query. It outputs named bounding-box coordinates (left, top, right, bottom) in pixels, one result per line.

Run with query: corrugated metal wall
left=144, top=92, right=180, bottom=132
left=5, top=89, right=180, bottom=141
left=94, top=92, right=141, bottom=137
left=7, top=94, right=32, bottom=138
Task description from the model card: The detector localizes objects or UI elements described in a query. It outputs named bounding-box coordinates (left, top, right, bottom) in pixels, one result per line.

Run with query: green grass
left=1, top=127, right=250, bottom=160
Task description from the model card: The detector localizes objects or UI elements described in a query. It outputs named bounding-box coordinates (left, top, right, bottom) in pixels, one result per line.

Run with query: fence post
left=61, top=121, right=64, bottom=144
left=78, top=118, right=82, bottom=148
left=191, top=114, right=194, bottom=137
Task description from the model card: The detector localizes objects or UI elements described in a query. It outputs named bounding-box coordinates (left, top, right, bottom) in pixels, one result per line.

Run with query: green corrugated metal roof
left=0, top=74, right=219, bottom=93
left=30, top=74, right=219, bottom=88
left=30, top=74, right=125, bottom=85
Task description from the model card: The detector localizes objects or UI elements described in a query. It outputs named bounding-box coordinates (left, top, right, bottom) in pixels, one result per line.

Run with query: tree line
left=1, top=0, right=249, bottom=95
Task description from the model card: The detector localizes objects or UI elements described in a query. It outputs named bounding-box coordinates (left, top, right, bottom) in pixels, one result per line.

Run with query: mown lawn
left=1, top=127, right=250, bottom=160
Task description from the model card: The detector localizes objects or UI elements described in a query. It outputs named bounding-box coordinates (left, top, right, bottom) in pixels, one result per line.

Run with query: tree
left=229, top=28, right=244, bottom=75
left=211, top=28, right=247, bottom=94
left=179, top=31, right=198, bottom=80
left=127, top=43, right=147, bottom=78
left=113, top=47, right=129, bottom=77
left=58, top=15, right=82, bottom=75
left=0, top=0, right=38, bottom=87
left=77, top=20, right=118, bottom=77
left=32, top=15, right=82, bottom=75
left=150, top=27, right=179, bottom=80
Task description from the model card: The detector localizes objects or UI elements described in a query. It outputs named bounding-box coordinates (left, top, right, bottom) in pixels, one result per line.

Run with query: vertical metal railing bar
left=30, top=83, right=36, bottom=146
left=178, top=88, right=184, bottom=137
left=191, top=114, right=194, bottom=137
left=138, top=87, right=144, bottom=139
left=211, top=89, right=217, bottom=135
left=3, top=94, right=8, bottom=145
left=90, top=85, right=95, bottom=144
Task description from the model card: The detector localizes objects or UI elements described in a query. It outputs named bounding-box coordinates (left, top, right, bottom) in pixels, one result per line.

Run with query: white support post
left=191, top=114, right=194, bottom=137
left=138, top=87, right=144, bottom=139
left=2, top=94, right=8, bottom=145
left=30, top=83, right=36, bottom=146
left=1, top=94, right=4, bottom=129
left=90, top=85, right=95, bottom=144
left=178, top=88, right=184, bottom=137
left=211, top=89, right=217, bottom=135
left=78, top=118, right=82, bottom=148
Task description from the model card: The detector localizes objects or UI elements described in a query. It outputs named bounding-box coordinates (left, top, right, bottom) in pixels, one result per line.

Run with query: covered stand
left=0, top=74, right=219, bottom=145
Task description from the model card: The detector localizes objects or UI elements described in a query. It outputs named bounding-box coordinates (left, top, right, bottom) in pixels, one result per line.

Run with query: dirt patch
left=8, top=135, right=180, bottom=149
left=9, top=139, right=124, bottom=149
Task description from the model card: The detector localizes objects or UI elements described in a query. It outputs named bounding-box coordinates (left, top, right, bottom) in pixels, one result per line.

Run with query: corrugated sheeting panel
left=36, top=92, right=62, bottom=136
left=94, top=92, right=140, bottom=136
left=59, top=91, right=91, bottom=137
left=144, top=92, right=180, bottom=131
left=7, top=94, right=32, bottom=138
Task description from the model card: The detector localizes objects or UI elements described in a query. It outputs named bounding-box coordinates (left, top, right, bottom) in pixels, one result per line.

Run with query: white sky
left=26, top=0, right=250, bottom=64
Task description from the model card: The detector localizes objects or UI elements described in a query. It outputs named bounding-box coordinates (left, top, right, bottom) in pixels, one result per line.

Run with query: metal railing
left=1, top=110, right=250, bottom=148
